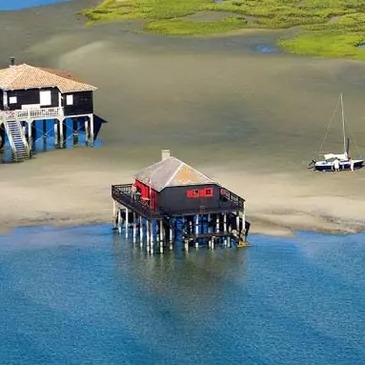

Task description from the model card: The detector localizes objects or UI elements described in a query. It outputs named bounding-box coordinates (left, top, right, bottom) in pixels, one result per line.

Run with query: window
left=9, top=96, right=17, bottom=104
left=39, top=90, right=51, bottom=106
left=66, top=94, right=74, bottom=105
left=187, top=189, right=200, bottom=198
left=187, top=188, right=214, bottom=198
left=204, top=188, right=213, bottom=197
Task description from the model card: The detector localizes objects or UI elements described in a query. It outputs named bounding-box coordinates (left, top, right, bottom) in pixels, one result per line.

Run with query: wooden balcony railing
left=0, top=107, right=64, bottom=121
left=112, top=184, right=162, bottom=219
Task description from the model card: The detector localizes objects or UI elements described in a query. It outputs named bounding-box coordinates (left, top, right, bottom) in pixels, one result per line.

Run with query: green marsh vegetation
left=82, top=0, right=365, bottom=59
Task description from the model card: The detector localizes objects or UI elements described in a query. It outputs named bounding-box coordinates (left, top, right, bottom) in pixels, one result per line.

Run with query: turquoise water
left=0, top=225, right=364, bottom=365
left=0, top=0, right=72, bottom=11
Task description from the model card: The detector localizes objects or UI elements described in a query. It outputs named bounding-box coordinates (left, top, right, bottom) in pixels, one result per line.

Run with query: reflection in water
left=0, top=225, right=365, bottom=364
left=112, top=233, right=248, bottom=316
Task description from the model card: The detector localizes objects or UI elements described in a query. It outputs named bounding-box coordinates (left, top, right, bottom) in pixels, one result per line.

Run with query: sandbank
left=1, top=0, right=365, bottom=237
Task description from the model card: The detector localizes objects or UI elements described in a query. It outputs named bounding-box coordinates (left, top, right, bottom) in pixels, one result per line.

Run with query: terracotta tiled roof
left=0, top=64, right=97, bottom=93
left=135, top=156, right=218, bottom=192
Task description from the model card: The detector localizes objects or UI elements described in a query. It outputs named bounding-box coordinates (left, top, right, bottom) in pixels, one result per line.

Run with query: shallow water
left=0, top=0, right=72, bottom=11
left=0, top=225, right=364, bottom=364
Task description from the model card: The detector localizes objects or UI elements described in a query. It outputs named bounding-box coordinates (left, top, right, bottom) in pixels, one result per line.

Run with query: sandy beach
left=1, top=0, right=365, bottom=236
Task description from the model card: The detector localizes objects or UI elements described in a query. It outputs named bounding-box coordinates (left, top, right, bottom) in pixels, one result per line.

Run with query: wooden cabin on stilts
left=111, top=150, right=250, bottom=254
left=0, top=58, right=97, bottom=162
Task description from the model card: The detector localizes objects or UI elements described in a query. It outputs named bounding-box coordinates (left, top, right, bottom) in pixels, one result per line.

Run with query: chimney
left=161, top=149, right=170, bottom=161
left=9, top=57, right=15, bottom=67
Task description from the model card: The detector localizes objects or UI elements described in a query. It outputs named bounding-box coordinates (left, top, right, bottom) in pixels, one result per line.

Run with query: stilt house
left=112, top=150, right=249, bottom=253
left=0, top=59, right=97, bottom=161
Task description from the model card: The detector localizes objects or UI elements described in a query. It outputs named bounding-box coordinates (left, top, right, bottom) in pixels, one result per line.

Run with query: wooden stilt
left=73, top=118, right=78, bottom=145
left=133, top=212, right=137, bottom=243
left=146, top=220, right=150, bottom=253
left=208, top=213, right=212, bottom=248
left=223, top=213, right=227, bottom=247
left=216, top=214, right=220, bottom=245
left=84, top=119, right=89, bottom=145
left=42, top=119, right=47, bottom=150
left=184, top=238, right=189, bottom=252
left=54, top=120, right=59, bottom=146
left=242, top=209, right=246, bottom=242
left=150, top=221, right=154, bottom=254
left=27, top=121, right=32, bottom=148
left=117, top=209, right=122, bottom=234
left=112, top=200, right=117, bottom=229
left=159, top=220, right=164, bottom=254
left=59, top=119, right=64, bottom=148
left=169, top=224, right=173, bottom=250
left=139, top=216, right=143, bottom=247
left=195, top=215, right=199, bottom=249
left=43, top=119, right=47, bottom=139
left=89, top=114, right=94, bottom=147
left=125, top=207, right=129, bottom=239
left=62, top=119, right=67, bottom=148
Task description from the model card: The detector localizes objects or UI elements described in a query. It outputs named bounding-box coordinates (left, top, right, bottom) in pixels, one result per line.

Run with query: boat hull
left=314, top=159, right=364, bottom=172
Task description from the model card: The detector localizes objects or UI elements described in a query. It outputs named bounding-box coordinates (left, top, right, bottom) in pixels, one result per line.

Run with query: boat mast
left=340, top=93, right=347, bottom=155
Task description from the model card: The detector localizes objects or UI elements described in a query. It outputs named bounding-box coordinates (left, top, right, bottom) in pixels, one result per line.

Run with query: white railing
left=0, top=107, right=64, bottom=121
left=3, top=120, right=30, bottom=161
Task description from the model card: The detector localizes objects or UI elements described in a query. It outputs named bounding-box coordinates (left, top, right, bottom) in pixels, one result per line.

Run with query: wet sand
left=1, top=0, right=365, bottom=235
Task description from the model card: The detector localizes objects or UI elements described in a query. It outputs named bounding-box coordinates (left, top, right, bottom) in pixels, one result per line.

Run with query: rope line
left=317, top=95, right=341, bottom=157
left=32, top=126, right=84, bottom=144
left=343, top=115, right=363, bottom=158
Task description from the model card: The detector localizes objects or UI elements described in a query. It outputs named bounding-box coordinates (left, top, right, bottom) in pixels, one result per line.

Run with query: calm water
left=0, top=0, right=72, bottom=11
left=0, top=225, right=364, bottom=365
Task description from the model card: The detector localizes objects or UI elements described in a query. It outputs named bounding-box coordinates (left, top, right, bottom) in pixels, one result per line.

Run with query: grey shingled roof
left=135, top=156, right=217, bottom=192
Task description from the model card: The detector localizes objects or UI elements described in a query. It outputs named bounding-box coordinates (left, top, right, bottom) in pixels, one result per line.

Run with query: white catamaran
left=309, top=94, right=364, bottom=172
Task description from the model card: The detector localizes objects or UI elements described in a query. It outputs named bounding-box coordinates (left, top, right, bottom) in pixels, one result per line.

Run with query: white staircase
left=3, top=119, right=30, bottom=162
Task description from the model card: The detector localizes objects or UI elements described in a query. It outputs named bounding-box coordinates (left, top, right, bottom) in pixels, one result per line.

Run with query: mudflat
left=1, top=0, right=365, bottom=235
